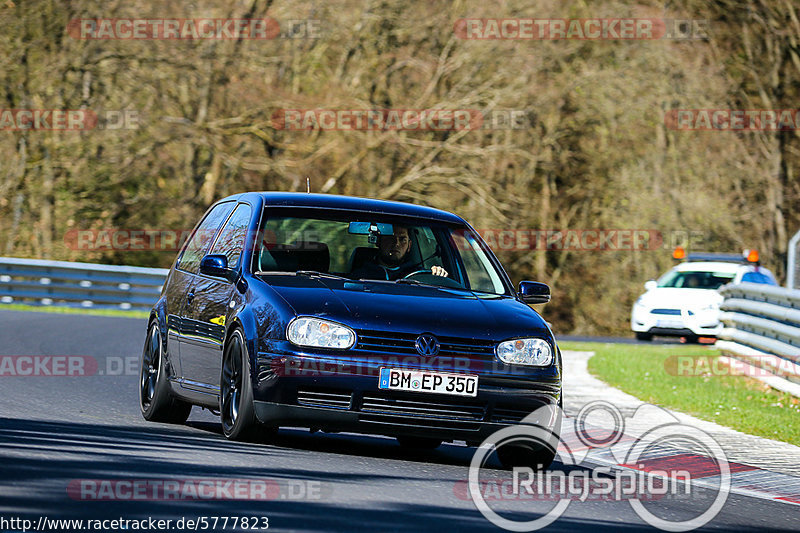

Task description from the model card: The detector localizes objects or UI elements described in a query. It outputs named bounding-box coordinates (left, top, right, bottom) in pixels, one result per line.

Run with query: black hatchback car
left=140, top=192, right=562, bottom=468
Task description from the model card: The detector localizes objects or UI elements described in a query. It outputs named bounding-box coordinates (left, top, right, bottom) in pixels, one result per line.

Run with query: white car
left=631, top=252, right=778, bottom=341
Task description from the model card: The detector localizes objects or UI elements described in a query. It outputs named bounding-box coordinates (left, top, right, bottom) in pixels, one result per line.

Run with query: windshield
left=253, top=209, right=510, bottom=295
left=657, top=270, right=735, bottom=290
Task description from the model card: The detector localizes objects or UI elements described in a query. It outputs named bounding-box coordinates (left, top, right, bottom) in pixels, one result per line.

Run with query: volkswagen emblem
left=415, top=334, right=440, bottom=356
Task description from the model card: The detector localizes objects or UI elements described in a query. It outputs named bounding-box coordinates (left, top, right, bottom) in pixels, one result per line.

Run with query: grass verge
left=560, top=341, right=800, bottom=445
left=0, top=303, right=149, bottom=319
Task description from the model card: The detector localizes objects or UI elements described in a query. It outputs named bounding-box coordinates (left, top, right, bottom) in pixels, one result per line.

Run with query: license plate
left=657, top=320, right=683, bottom=328
left=378, top=368, right=478, bottom=397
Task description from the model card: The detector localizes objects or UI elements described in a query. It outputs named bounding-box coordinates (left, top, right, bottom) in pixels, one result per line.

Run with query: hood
left=637, top=287, right=723, bottom=310
left=256, top=274, right=549, bottom=341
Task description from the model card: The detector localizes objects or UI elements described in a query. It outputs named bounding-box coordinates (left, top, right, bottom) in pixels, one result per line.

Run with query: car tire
left=496, top=407, right=562, bottom=471
left=497, top=444, right=557, bottom=470
left=635, top=332, right=653, bottom=341
left=220, top=329, right=260, bottom=441
left=396, top=436, right=443, bottom=450
left=139, top=320, right=192, bottom=424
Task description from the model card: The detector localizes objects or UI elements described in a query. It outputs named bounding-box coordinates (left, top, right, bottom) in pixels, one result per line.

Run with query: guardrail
left=0, top=257, right=168, bottom=311
left=717, top=281, right=800, bottom=388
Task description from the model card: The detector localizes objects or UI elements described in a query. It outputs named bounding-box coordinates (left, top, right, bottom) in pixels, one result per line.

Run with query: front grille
left=650, top=309, right=694, bottom=316
left=358, top=393, right=484, bottom=430
left=297, top=389, right=352, bottom=410
left=360, top=393, right=486, bottom=421
left=358, top=412, right=482, bottom=430
left=355, top=329, right=496, bottom=358
left=491, top=405, right=536, bottom=424
left=294, top=388, right=550, bottom=432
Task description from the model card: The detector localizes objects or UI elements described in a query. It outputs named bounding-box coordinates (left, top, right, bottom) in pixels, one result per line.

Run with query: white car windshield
left=657, top=271, right=735, bottom=290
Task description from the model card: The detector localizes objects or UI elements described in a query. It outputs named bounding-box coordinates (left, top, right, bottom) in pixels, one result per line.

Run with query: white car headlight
left=496, top=338, right=553, bottom=366
left=287, top=317, right=356, bottom=349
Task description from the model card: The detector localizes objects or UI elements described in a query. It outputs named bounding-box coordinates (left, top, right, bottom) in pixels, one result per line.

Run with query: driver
left=354, top=226, right=448, bottom=281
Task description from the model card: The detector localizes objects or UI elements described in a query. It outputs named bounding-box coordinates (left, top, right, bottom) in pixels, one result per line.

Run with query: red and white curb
left=559, top=419, right=800, bottom=506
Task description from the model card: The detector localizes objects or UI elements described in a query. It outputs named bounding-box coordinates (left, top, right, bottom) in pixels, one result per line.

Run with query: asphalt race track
left=0, top=309, right=798, bottom=532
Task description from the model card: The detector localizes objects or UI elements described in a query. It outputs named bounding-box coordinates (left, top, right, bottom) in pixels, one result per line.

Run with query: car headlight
left=496, top=338, right=553, bottom=366
left=287, top=317, right=356, bottom=349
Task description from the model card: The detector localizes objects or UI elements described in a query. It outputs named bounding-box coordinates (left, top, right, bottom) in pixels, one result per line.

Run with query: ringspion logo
left=469, top=402, right=731, bottom=531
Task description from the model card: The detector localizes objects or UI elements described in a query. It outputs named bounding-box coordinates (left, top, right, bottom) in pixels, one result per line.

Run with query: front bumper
left=631, top=305, right=721, bottom=337
left=252, top=349, right=561, bottom=442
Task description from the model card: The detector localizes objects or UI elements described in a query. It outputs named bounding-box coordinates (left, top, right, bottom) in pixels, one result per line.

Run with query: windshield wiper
left=295, top=270, right=352, bottom=281
left=254, top=270, right=352, bottom=281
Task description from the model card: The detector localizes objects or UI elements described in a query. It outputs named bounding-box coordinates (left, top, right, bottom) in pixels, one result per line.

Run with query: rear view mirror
left=348, top=222, right=394, bottom=235
left=348, top=222, right=395, bottom=244
left=644, top=280, right=658, bottom=291
left=519, top=281, right=551, bottom=304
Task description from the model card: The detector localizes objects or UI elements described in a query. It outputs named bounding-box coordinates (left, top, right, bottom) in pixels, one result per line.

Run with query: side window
left=210, top=203, right=253, bottom=270
left=177, top=202, right=236, bottom=274
left=449, top=230, right=505, bottom=294
left=416, top=227, right=439, bottom=268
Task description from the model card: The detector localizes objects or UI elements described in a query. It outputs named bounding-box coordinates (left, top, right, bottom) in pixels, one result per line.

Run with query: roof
left=224, top=192, right=465, bottom=224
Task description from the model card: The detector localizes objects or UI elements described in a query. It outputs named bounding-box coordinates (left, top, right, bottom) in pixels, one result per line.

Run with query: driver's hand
left=431, top=266, right=448, bottom=277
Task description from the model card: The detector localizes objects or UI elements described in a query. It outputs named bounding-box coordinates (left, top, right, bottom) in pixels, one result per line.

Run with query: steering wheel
left=403, top=269, right=434, bottom=279
left=401, top=269, right=466, bottom=289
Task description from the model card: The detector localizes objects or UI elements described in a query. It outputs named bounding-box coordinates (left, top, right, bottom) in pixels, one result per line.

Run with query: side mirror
left=200, top=254, right=234, bottom=281
left=644, top=280, right=658, bottom=291
left=519, top=281, right=551, bottom=304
